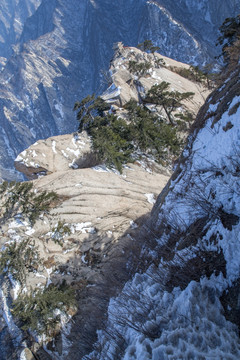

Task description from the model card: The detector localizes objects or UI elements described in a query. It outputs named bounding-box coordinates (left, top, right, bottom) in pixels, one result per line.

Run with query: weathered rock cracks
left=1, top=47, right=212, bottom=358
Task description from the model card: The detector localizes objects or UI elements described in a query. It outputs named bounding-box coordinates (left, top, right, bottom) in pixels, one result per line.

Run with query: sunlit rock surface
left=0, top=0, right=239, bottom=181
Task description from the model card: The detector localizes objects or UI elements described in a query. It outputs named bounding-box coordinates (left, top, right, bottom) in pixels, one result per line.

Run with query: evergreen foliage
left=0, top=239, right=40, bottom=283
left=217, top=14, right=240, bottom=64
left=12, top=282, right=77, bottom=335
left=137, top=40, right=160, bottom=53
left=51, top=220, right=72, bottom=246
left=170, top=65, right=215, bottom=89
left=0, top=181, right=58, bottom=226
left=73, top=95, right=111, bottom=132
left=128, top=60, right=151, bottom=76
left=90, top=115, right=133, bottom=172
left=125, top=100, right=182, bottom=160
left=144, top=82, right=194, bottom=125
left=74, top=87, right=188, bottom=172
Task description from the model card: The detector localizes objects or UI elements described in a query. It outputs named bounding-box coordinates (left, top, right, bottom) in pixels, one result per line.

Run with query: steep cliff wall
left=0, top=0, right=41, bottom=63
left=0, top=44, right=213, bottom=358
left=87, top=65, right=240, bottom=359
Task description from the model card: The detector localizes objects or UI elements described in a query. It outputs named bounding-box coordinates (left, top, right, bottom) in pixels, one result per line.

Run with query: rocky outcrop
left=13, top=43, right=212, bottom=183
left=0, top=0, right=239, bottom=181
left=2, top=161, right=169, bottom=287
left=102, top=43, right=210, bottom=113
left=86, top=65, right=240, bottom=359
left=14, top=132, right=93, bottom=179
left=2, top=122, right=169, bottom=358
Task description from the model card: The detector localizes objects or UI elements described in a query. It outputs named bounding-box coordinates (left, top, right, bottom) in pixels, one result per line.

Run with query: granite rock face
left=14, top=131, right=93, bottom=179
left=14, top=44, right=211, bottom=182
left=1, top=134, right=170, bottom=359
left=0, top=0, right=239, bottom=181
left=85, top=66, right=240, bottom=360
left=102, top=44, right=210, bottom=113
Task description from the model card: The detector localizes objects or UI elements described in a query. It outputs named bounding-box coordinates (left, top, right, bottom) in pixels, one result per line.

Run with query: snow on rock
left=0, top=285, right=23, bottom=347
left=71, top=222, right=96, bottom=234
left=145, top=193, right=156, bottom=205
left=101, top=44, right=210, bottom=115
left=0, top=151, right=170, bottom=359
left=87, top=66, right=240, bottom=359
left=14, top=132, right=92, bottom=179
left=89, top=275, right=240, bottom=359
left=20, top=348, right=35, bottom=360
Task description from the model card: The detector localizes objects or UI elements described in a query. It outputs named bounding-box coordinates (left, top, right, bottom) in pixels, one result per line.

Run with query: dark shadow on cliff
left=33, top=211, right=155, bottom=359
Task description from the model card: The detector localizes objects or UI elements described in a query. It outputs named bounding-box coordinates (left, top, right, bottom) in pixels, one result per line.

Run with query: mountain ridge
left=0, top=0, right=239, bottom=181
left=0, top=45, right=211, bottom=359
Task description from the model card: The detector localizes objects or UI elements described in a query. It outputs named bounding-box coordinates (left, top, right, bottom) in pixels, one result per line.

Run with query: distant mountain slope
left=0, top=0, right=239, bottom=181
left=148, top=0, right=239, bottom=61
left=0, top=0, right=41, bottom=64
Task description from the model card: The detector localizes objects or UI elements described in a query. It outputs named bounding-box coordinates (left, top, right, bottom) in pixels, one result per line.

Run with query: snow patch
left=145, top=193, right=156, bottom=204
left=52, top=141, right=57, bottom=154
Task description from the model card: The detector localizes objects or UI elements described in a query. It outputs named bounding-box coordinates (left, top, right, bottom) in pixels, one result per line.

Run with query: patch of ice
left=52, top=141, right=57, bottom=154
left=25, top=227, right=35, bottom=236
left=15, top=154, right=23, bottom=162
left=66, top=147, right=81, bottom=157
left=46, top=268, right=53, bottom=286
left=130, top=220, right=138, bottom=229
left=8, top=274, right=21, bottom=300
left=81, top=254, right=88, bottom=264
left=20, top=349, right=28, bottom=360
left=92, top=165, right=109, bottom=173
left=61, top=149, right=69, bottom=159
left=8, top=219, right=28, bottom=228
left=35, top=272, right=46, bottom=279
left=54, top=103, right=64, bottom=118
left=69, top=160, right=78, bottom=169
left=0, top=287, right=22, bottom=346
left=145, top=193, right=156, bottom=204
left=73, top=222, right=96, bottom=234
left=30, top=161, right=39, bottom=167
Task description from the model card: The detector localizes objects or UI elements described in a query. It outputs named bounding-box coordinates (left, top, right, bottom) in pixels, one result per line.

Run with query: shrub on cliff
left=217, top=14, right=240, bottom=65
left=74, top=95, right=111, bottom=132
left=90, top=115, right=133, bottom=172
left=12, top=282, right=77, bottom=335
left=137, top=39, right=160, bottom=53
left=74, top=92, right=184, bottom=172
left=144, top=82, right=194, bottom=126
left=74, top=96, right=134, bottom=171
left=0, top=239, right=40, bottom=283
left=125, top=100, right=182, bottom=160
left=128, top=60, right=152, bottom=76
left=0, top=181, right=58, bottom=226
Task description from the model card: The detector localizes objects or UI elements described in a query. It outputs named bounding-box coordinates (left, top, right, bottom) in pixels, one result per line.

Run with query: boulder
left=14, top=132, right=93, bottom=179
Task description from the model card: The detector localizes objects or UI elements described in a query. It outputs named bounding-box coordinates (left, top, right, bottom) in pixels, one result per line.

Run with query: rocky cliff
left=1, top=136, right=170, bottom=360
left=0, top=0, right=41, bottom=65
left=87, top=65, right=240, bottom=359
left=0, top=0, right=239, bottom=181
left=14, top=44, right=211, bottom=179
left=0, top=45, right=212, bottom=358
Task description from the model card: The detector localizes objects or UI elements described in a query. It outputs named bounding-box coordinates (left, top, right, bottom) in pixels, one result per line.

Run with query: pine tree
left=145, top=82, right=194, bottom=125
left=217, top=15, right=240, bottom=64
